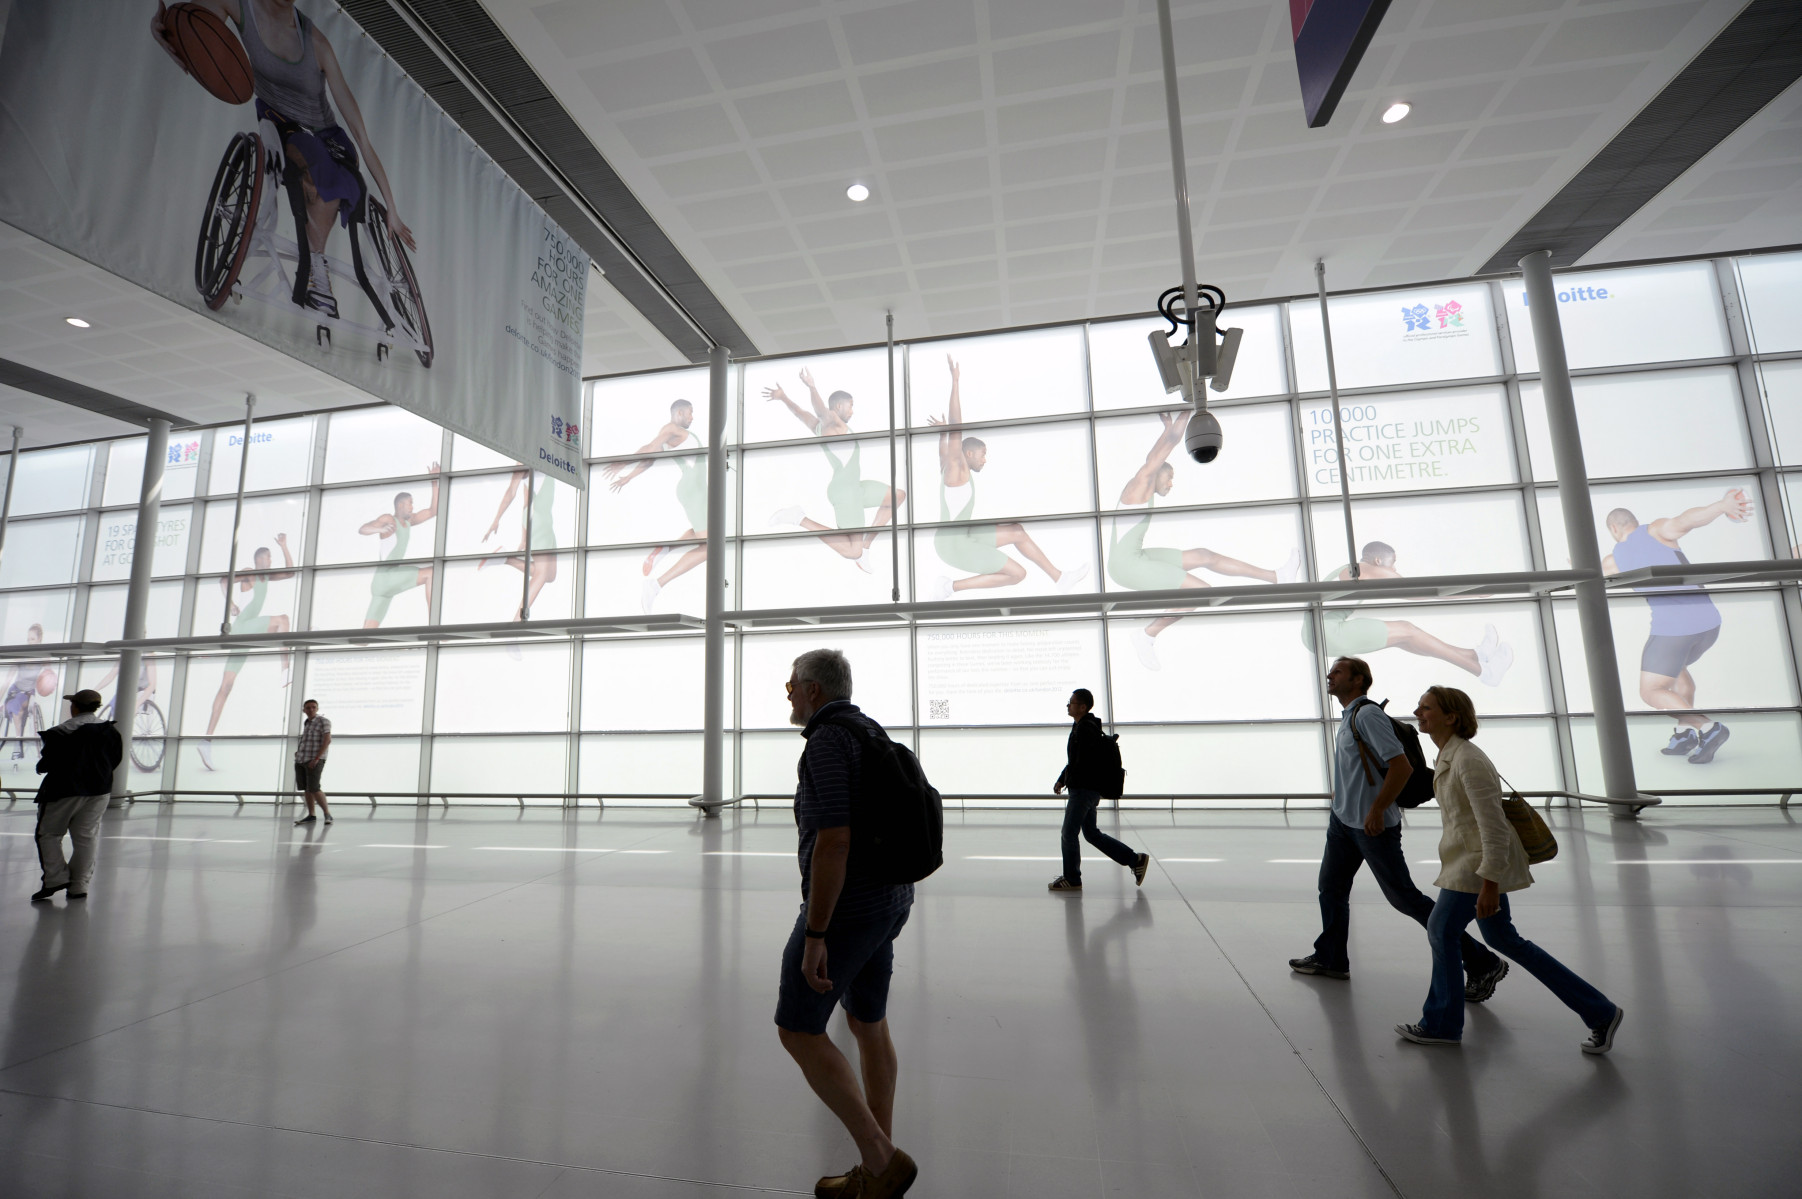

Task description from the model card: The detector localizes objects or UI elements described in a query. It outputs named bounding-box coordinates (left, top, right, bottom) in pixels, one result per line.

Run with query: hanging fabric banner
left=0, top=0, right=587, bottom=487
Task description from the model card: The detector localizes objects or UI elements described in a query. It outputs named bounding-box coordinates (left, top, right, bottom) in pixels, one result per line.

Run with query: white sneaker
left=1132, top=627, right=1161, bottom=671
left=928, top=575, right=954, bottom=601
left=1477, top=622, right=1500, bottom=658
left=1477, top=638, right=1514, bottom=687
left=197, top=739, right=215, bottom=771
left=641, top=577, right=662, bottom=613
left=769, top=506, right=805, bottom=528
left=1056, top=564, right=1090, bottom=593
left=854, top=550, right=873, bottom=574
left=1276, top=548, right=1303, bottom=584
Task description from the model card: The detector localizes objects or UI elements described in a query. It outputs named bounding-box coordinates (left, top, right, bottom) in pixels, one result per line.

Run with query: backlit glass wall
left=2, top=251, right=1798, bottom=806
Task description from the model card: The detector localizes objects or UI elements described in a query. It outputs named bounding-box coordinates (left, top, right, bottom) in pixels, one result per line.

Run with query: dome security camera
left=1185, top=408, right=1223, bottom=463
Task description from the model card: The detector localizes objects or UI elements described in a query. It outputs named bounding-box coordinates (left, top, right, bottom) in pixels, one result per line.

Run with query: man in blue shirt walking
left=1289, top=656, right=1509, bottom=1003
left=776, top=648, right=918, bottom=1199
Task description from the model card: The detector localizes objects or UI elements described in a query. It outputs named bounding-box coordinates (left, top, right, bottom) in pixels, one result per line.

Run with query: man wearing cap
left=32, top=689, right=124, bottom=903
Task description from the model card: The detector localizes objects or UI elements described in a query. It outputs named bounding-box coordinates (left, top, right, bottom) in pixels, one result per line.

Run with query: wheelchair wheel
left=365, top=199, right=433, bottom=367
left=132, top=700, right=167, bottom=773
left=195, top=132, right=264, bottom=311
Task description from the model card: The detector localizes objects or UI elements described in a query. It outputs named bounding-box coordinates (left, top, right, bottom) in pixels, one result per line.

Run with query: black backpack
left=1346, top=698, right=1434, bottom=809
left=824, top=714, right=944, bottom=885
left=1095, top=732, right=1126, bottom=800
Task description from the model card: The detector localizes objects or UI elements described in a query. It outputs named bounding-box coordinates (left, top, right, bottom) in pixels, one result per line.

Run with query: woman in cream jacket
left=1395, top=685, right=1624, bottom=1054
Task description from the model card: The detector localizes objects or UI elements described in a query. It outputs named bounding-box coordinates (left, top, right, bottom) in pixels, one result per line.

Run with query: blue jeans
left=1420, top=889, right=1615, bottom=1040
left=1061, top=787, right=1138, bottom=883
left=1313, top=815, right=1502, bottom=978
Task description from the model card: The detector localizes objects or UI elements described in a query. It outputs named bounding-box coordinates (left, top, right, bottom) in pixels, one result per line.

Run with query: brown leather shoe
left=865, top=1148, right=917, bottom=1198
left=815, top=1165, right=865, bottom=1198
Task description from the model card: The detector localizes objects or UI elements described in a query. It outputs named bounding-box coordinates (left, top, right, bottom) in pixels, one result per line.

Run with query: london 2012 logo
left=1400, top=300, right=1468, bottom=341
left=551, top=415, right=581, bottom=454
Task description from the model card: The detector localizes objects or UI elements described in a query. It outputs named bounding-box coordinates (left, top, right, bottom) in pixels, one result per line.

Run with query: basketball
left=35, top=668, right=56, bottom=698
left=165, top=3, right=255, bottom=105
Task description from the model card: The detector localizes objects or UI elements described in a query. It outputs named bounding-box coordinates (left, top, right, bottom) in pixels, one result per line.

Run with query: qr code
left=929, top=699, right=950, bottom=720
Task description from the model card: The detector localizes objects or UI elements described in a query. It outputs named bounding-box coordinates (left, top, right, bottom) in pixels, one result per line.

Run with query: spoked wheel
left=364, top=199, right=433, bottom=367
left=195, top=132, right=264, bottom=311
left=132, top=700, right=167, bottom=773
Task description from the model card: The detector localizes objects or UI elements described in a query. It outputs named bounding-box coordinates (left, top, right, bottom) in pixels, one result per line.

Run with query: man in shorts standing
left=1602, top=489, right=1749, bottom=764
left=293, top=698, right=332, bottom=825
left=776, top=649, right=918, bottom=1198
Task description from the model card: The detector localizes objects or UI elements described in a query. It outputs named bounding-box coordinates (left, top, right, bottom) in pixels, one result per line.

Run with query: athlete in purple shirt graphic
left=1602, top=488, right=1750, bottom=765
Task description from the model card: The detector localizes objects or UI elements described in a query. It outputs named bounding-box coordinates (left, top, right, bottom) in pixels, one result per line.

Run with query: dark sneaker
left=68, top=890, right=87, bottom=899
left=1289, top=955, right=1349, bottom=980
left=294, top=815, right=317, bottom=826
left=865, top=1148, right=917, bottom=1198
left=1396, top=1023, right=1460, bottom=1046
left=304, top=253, right=339, bottom=319
left=1660, top=728, right=1699, bottom=756
left=31, top=883, right=68, bottom=903
left=1465, top=959, right=1510, bottom=1003
left=1048, top=876, right=1082, bottom=893
left=815, top=1165, right=864, bottom=1198
left=1687, top=723, right=1730, bottom=764
left=1582, top=1005, right=1624, bottom=1055
left=1132, top=853, right=1150, bottom=886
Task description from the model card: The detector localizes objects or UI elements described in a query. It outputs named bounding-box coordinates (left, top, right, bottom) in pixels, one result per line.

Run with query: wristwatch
left=804, top=925, right=828, bottom=938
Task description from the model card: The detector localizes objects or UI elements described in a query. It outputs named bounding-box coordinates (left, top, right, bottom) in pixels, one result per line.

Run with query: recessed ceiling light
left=846, top=183, right=870, bottom=202
left=64, top=317, right=90, bottom=328
left=1382, top=102, right=1411, bottom=124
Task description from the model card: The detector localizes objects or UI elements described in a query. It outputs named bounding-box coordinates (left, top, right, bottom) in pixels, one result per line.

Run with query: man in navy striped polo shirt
left=775, top=648, right=917, bottom=1198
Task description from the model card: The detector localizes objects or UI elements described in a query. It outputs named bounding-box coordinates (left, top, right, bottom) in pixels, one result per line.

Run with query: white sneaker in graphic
left=769, top=506, right=806, bottom=528
left=1477, top=622, right=1500, bottom=659
left=1477, top=637, right=1514, bottom=687
left=197, top=739, right=216, bottom=771
left=1056, top=564, right=1090, bottom=593
left=641, top=577, right=662, bottom=614
left=928, top=575, right=954, bottom=602
left=1276, top=548, right=1303, bottom=584
left=1133, top=627, right=1161, bottom=671
left=854, top=550, right=872, bottom=574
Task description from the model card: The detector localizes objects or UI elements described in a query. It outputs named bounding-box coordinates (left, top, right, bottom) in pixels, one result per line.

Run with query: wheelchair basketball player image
left=150, top=0, right=431, bottom=364
left=1, top=624, right=51, bottom=761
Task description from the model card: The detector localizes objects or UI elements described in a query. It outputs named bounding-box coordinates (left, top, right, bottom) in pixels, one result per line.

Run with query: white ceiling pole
left=0, top=426, right=21, bottom=580
left=1154, top=0, right=1202, bottom=410
left=1314, top=260, right=1360, bottom=580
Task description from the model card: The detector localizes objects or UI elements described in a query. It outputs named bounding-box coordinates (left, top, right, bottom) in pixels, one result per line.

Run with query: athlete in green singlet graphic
left=762, top=367, right=905, bottom=573
left=196, top=535, right=297, bottom=771
left=602, top=399, right=709, bottom=613
left=479, top=468, right=560, bottom=620
left=359, top=463, right=441, bottom=629
left=1112, top=410, right=1301, bottom=670
left=926, top=355, right=1088, bottom=599
left=1299, top=542, right=1513, bottom=685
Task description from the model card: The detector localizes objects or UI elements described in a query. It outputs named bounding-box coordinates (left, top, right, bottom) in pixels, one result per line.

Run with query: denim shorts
left=774, top=904, right=911, bottom=1035
left=294, top=760, right=325, bottom=792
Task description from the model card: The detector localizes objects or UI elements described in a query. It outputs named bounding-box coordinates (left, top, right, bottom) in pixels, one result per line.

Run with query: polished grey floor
left=1, top=798, right=1798, bottom=1198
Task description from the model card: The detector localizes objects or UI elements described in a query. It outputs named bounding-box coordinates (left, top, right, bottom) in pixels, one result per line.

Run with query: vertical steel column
left=220, top=394, right=256, bottom=633
left=112, top=418, right=171, bottom=805
left=0, top=426, right=21, bottom=577
left=1315, top=261, right=1360, bottom=578
left=701, top=345, right=729, bottom=812
left=1520, top=250, right=1639, bottom=810
left=887, top=311, right=900, bottom=603
left=521, top=469, right=534, bottom=620
left=1154, top=0, right=1202, bottom=405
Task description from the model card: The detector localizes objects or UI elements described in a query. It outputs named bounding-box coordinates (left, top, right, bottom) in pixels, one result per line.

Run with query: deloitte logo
left=1520, top=284, right=1611, bottom=306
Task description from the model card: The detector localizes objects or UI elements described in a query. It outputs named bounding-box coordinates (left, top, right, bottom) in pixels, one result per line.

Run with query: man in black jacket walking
left=1049, top=689, right=1149, bottom=893
left=32, top=689, right=124, bottom=903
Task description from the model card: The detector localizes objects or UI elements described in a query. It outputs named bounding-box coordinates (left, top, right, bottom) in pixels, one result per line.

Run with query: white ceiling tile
left=1411, top=194, right=1520, bottom=229
left=908, top=230, right=1000, bottom=264
left=1335, top=129, right=1467, bottom=176
left=1683, top=163, right=1802, bottom=199
left=1429, top=157, right=1559, bottom=198
left=1123, top=69, right=1251, bottom=125
left=991, top=34, right=1123, bottom=97
left=1125, top=5, right=1272, bottom=73
left=997, top=137, right=1110, bottom=187
left=739, top=281, right=829, bottom=310
left=995, top=90, right=1115, bottom=144
left=1491, top=61, right=1645, bottom=118
left=1098, top=238, right=1170, bottom=269
left=704, top=20, right=840, bottom=90
left=1105, top=208, right=1173, bottom=240
left=761, top=307, right=841, bottom=333
left=814, top=244, right=903, bottom=277
left=1198, top=220, right=1294, bottom=255
left=1319, top=172, right=1433, bottom=212
left=680, top=0, right=822, bottom=32
left=1235, top=109, right=1344, bottom=152
left=1532, top=5, right=1701, bottom=68
left=725, top=258, right=816, bottom=289
left=1642, top=196, right=1771, bottom=230
left=840, top=0, right=981, bottom=66
left=1422, top=0, right=1563, bottom=30
left=1249, top=60, right=1304, bottom=109
left=679, top=192, right=784, bottom=232
left=1005, top=216, right=1098, bottom=253
left=1209, top=189, right=1315, bottom=225
left=897, top=198, right=991, bottom=237
left=736, top=81, right=860, bottom=138
left=704, top=227, right=802, bottom=262
left=922, top=285, right=1001, bottom=314
left=827, top=271, right=909, bottom=300
left=1462, top=113, right=1598, bottom=160
left=1001, top=179, right=1105, bottom=222
left=1106, top=169, right=1176, bottom=208
left=1219, top=147, right=1340, bottom=192
left=756, top=132, right=872, bottom=181
left=796, top=211, right=895, bottom=251
left=872, top=111, right=991, bottom=162
left=533, top=1, right=683, bottom=56
left=916, top=260, right=1000, bottom=290
left=779, top=179, right=879, bottom=218
left=987, top=0, right=1120, bottom=41
left=579, top=48, right=712, bottom=113
left=651, top=151, right=765, bottom=199
left=856, top=57, right=985, bottom=119
left=1007, top=248, right=1092, bottom=279
left=1389, top=26, right=1545, bottom=87
left=885, top=156, right=993, bottom=202
left=616, top=105, right=741, bottom=157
